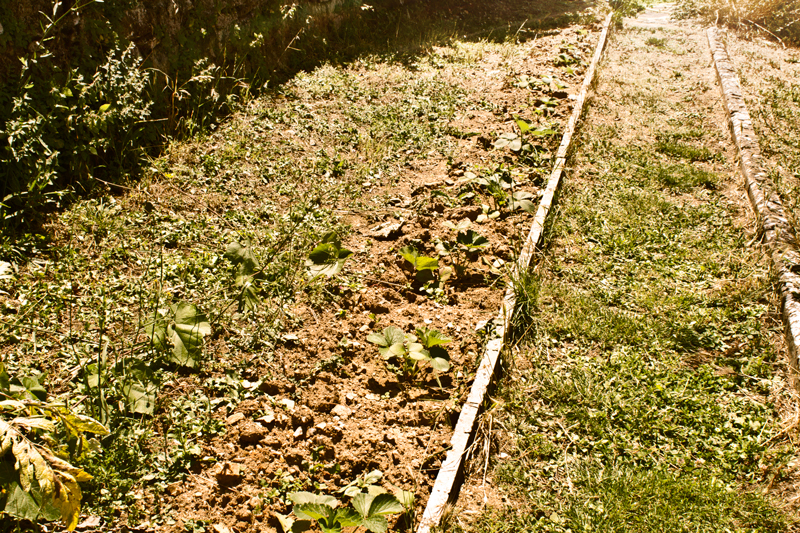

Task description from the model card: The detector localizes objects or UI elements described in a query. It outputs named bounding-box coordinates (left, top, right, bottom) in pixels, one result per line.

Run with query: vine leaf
left=0, top=415, right=103, bottom=530
left=146, top=302, right=211, bottom=368
left=225, top=240, right=262, bottom=312
left=306, top=232, right=353, bottom=278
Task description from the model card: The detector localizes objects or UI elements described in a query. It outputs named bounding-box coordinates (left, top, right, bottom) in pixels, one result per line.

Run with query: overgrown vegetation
left=0, top=5, right=588, bottom=526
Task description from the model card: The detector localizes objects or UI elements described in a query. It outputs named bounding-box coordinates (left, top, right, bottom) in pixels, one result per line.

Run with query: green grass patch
left=464, top=36, right=795, bottom=530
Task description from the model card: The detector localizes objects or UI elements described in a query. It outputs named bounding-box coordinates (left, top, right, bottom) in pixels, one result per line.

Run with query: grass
left=447, top=25, right=799, bottom=533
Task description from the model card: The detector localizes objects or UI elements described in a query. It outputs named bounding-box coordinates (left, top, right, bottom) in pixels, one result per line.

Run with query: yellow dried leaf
left=12, top=438, right=55, bottom=496
left=44, top=450, right=93, bottom=483
left=53, top=473, right=82, bottom=531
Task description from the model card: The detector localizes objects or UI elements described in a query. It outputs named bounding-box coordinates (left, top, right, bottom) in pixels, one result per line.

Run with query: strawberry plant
left=367, top=326, right=451, bottom=378
left=399, top=246, right=453, bottom=297
left=278, top=489, right=406, bottom=533
left=440, top=220, right=489, bottom=277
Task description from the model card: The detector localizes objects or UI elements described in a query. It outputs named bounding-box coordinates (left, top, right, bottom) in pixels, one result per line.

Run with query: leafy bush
left=0, top=40, right=152, bottom=224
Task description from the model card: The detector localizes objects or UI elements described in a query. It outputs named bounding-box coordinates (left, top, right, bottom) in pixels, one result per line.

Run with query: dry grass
left=677, top=0, right=800, bottom=45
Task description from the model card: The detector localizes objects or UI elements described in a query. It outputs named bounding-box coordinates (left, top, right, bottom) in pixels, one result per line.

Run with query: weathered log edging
left=707, top=28, right=800, bottom=381
left=416, top=13, right=614, bottom=533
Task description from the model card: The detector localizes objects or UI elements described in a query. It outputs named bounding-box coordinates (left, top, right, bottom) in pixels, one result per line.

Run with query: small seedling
left=441, top=219, right=489, bottom=277
left=339, top=469, right=385, bottom=498
left=398, top=246, right=451, bottom=287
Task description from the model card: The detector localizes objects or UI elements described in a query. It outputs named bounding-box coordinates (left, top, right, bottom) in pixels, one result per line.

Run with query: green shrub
left=0, top=41, right=152, bottom=225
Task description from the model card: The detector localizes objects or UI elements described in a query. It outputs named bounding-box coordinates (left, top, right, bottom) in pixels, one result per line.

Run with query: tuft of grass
left=645, top=36, right=668, bottom=48
left=655, top=139, right=718, bottom=162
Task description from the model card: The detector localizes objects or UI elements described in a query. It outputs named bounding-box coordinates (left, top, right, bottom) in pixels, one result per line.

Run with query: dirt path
left=450, top=8, right=800, bottom=532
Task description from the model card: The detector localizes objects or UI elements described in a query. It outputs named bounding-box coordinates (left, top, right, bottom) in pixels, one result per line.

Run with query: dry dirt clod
left=331, top=404, right=352, bottom=419
left=239, top=422, right=267, bottom=445
left=214, top=462, right=244, bottom=486
left=225, top=412, right=246, bottom=425
left=371, top=220, right=405, bottom=240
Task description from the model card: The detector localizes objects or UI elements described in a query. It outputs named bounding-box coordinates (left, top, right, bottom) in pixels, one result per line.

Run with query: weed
left=645, top=37, right=668, bottom=48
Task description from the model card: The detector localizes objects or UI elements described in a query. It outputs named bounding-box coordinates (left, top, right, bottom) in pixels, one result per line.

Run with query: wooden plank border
left=416, top=13, right=614, bottom=533
left=707, top=28, right=800, bottom=381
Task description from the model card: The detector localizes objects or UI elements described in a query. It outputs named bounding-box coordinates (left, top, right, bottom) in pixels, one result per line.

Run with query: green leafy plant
left=439, top=219, right=490, bottom=277
left=339, top=469, right=385, bottom=498
left=225, top=240, right=262, bottom=312
left=398, top=245, right=452, bottom=288
left=0, top=363, right=109, bottom=530
left=306, top=232, right=353, bottom=278
left=366, top=326, right=451, bottom=378
left=146, top=302, right=212, bottom=368
left=278, top=490, right=405, bottom=533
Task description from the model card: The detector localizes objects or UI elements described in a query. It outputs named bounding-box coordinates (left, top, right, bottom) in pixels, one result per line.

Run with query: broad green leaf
left=21, top=375, right=47, bottom=400
left=225, top=240, right=261, bottom=276
left=414, top=256, right=439, bottom=271
left=363, top=470, right=382, bottom=485
left=352, top=493, right=375, bottom=519
left=508, top=138, right=522, bottom=152
left=515, top=116, right=531, bottom=133
left=430, top=356, right=451, bottom=372
left=415, top=328, right=452, bottom=348
left=239, top=281, right=260, bottom=312
left=366, top=485, right=387, bottom=496
left=444, top=219, right=471, bottom=232
left=530, top=126, right=557, bottom=136
left=457, top=229, right=489, bottom=249
left=407, top=343, right=429, bottom=361
left=166, top=302, right=211, bottom=368
left=368, top=493, right=405, bottom=516
left=511, top=191, right=538, bottom=214
left=294, top=503, right=337, bottom=522
left=336, top=507, right=362, bottom=527
left=4, top=481, right=42, bottom=522
left=98, top=103, right=111, bottom=112
left=361, top=515, right=389, bottom=533
left=367, top=326, right=407, bottom=360
left=306, top=233, right=353, bottom=278
left=289, top=491, right=339, bottom=508
left=145, top=318, right=168, bottom=350
left=276, top=512, right=312, bottom=533
left=120, top=382, right=157, bottom=415
left=391, top=487, right=415, bottom=510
